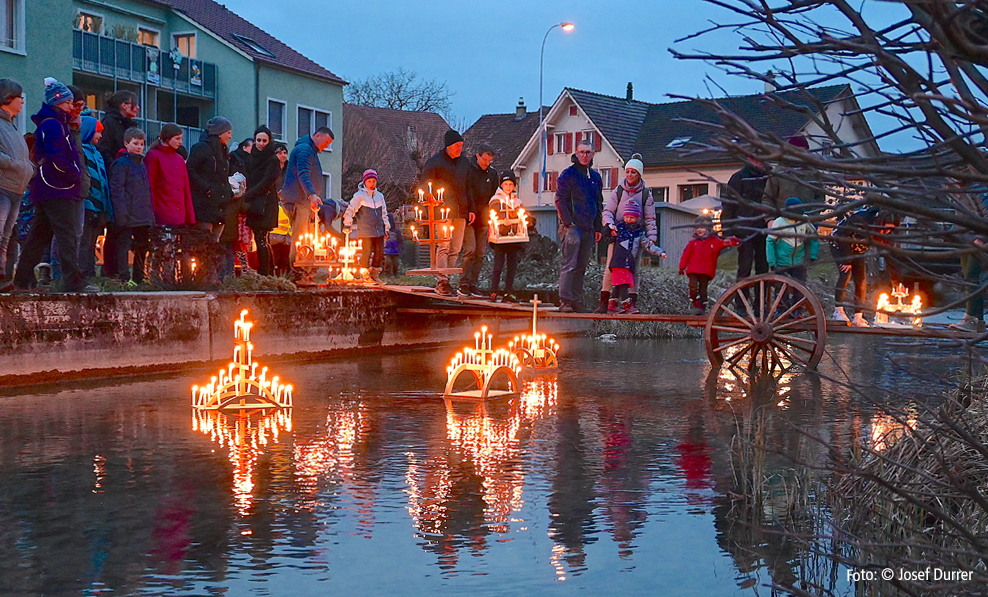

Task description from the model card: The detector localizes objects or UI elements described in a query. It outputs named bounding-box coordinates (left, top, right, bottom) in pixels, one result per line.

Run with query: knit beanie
left=694, top=215, right=714, bottom=228
left=444, top=129, right=463, bottom=148
left=500, top=171, right=517, bottom=184
left=784, top=196, right=803, bottom=208
left=788, top=135, right=809, bottom=149
left=362, top=169, right=378, bottom=184
left=159, top=123, right=183, bottom=141
left=254, top=124, right=273, bottom=139
left=43, top=78, right=72, bottom=106
left=206, top=116, right=232, bottom=136
left=624, top=158, right=644, bottom=176
left=623, top=199, right=642, bottom=218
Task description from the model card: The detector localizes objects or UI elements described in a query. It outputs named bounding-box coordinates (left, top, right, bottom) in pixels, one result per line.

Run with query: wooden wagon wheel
left=704, top=274, right=827, bottom=372
left=296, top=245, right=315, bottom=262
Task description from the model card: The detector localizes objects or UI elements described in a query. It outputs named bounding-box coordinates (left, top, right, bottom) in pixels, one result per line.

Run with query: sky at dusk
left=229, top=0, right=909, bottom=141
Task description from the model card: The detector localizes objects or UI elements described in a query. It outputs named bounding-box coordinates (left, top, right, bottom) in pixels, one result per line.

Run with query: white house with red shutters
left=508, top=85, right=879, bottom=242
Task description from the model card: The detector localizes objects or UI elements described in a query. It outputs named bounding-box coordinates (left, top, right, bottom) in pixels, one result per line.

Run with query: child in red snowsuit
left=679, top=216, right=739, bottom=314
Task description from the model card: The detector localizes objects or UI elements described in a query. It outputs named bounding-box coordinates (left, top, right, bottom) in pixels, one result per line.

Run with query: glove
left=679, top=269, right=685, bottom=276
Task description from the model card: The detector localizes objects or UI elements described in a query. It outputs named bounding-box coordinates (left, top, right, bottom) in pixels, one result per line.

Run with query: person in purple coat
left=13, top=78, right=96, bottom=293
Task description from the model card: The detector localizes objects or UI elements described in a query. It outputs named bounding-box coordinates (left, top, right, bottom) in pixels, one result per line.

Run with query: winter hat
left=694, top=215, right=714, bottom=229
left=444, top=129, right=463, bottom=148
left=206, top=116, right=232, bottom=136
left=43, top=78, right=72, bottom=106
left=788, top=135, right=809, bottom=149
left=500, top=171, right=517, bottom=185
left=80, top=116, right=99, bottom=144
left=784, top=196, right=803, bottom=208
left=362, top=169, right=378, bottom=184
left=624, top=157, right=644, bottom=176
left=623, top=199, right=642, bottom=218
left=68, top=85, right=85, bottom=102
left=159, top=123, right=183, bottom=141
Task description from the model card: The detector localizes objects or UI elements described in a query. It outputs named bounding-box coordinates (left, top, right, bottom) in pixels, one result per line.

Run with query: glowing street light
left=538, top=21, right=575, bottom=207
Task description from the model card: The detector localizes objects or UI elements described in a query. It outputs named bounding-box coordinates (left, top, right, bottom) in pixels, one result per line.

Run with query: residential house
left=0, top=0, right=345, bottom=199
left=508, top=84, right=881, bottom=259
left=342, top=103, right=449, bottom=209
left=462, top=98, right=543, bottom=175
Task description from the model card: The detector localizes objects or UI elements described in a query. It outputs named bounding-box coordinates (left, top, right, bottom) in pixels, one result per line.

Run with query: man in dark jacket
left=97, top=90, right=139, bottom=168
left=14, top=78, right=96, bottom=293
left=460, top=143, right=498, bottom=297
left=187, top=117, right=233, bottom=240
left=421, top=129, right=468, bottom=296
left=96, top=89, right=139, bottom=278
left=555, top=140, right=603, bottom=312
left=281, top=126, right=334, bottom=282
left=722, top=160, right=770, bottom=280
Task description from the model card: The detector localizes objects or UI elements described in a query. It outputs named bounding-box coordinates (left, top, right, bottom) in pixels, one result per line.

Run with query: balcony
left=72, top=30, right=217, bottom=99
left=92, top=111, right=206, bottom=147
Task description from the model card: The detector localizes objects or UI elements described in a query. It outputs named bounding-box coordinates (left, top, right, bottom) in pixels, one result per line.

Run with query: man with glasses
left=555, top=140, right=603, bottom=312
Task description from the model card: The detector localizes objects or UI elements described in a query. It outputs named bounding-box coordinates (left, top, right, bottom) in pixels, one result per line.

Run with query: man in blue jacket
left=280, top=126, right=334, bottom=283
left=555, top=140, right=603, bottom=312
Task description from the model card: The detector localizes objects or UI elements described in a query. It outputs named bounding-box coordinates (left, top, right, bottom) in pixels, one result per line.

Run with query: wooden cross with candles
left=406, top=182, right=463, bottom=276
left=508, top=294, right=560, bottom=370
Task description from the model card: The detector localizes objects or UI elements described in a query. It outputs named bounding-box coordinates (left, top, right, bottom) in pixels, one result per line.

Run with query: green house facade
left=0, top=0, right=345, bottom=199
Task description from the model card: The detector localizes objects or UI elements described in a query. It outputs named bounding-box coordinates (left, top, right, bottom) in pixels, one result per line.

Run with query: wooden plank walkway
left=383, top=284, right=981, bottom=339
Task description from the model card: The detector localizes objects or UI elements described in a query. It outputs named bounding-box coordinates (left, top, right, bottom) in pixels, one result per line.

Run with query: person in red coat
left=146, top=124, right=195, bottom=227
left=679, top=216, right=739, bottom=314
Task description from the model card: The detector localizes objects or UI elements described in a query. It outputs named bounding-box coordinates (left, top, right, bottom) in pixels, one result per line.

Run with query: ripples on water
left=0, top=336, right=970, bottom=596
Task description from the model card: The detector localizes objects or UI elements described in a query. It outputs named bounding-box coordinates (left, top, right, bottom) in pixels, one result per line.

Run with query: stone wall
left=0, top=290, right=588, bottom=386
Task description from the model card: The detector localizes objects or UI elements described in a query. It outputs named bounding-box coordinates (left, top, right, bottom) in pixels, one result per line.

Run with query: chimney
left=626, top=82, right=634, bottom=101
left=764, top=70, right=777, bottom=92
left=515, top=97, right=527, bottom=121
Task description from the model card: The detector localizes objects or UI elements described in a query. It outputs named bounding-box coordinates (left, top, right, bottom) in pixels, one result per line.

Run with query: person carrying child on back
left=488, top=171, right=527, bottom=302
left=343, top=169, right=390, bottom=284
left=679, top=216, right=740, bottom=315
left=606, top=199, right=665, bottom=314
left=109, top=127, right=154, bottom=284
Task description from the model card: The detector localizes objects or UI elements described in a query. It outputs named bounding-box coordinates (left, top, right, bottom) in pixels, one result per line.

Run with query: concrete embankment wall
left=0, top=289, right=590, bottom=387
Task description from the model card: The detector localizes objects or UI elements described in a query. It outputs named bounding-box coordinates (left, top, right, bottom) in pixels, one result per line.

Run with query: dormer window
left=232, top=34, right=275, bottom=58
left=666, top=136, right=691, bottom=149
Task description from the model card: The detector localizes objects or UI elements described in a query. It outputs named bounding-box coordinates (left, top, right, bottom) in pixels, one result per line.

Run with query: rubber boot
left=622, top=298, right=639, bottom=315
left=608, top=298, right=621, bottom=314
left=593, top=291, right=611, bottom=314
left=369, top=267, right=383, bottom=284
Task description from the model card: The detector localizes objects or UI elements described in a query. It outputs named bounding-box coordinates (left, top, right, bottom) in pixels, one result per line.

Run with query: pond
left=0, top=335, right=966, bottom=596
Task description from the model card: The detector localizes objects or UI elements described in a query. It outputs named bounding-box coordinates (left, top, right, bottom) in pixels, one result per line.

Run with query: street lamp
left=538, top=21, right=574, bottom=207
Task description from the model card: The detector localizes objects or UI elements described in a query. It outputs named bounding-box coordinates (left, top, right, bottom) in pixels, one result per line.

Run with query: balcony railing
left=92, top=111, right=206, bottom=147
left=72, top=30, right=217, bottom=99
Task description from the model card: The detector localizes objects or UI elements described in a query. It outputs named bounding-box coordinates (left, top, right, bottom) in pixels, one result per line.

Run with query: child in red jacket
left=679, top=216, right=740, bottom=314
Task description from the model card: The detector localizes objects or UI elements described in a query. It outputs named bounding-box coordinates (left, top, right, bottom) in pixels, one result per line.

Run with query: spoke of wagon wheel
left=725, top=342, right=754, bottom=369
left=759, top=280, right=767, bottom=321
left=737, top=287, right=758, bottom=325
left=769, top=297, right=808, bottom=325
left=771, top=340, right=809, bottom=367
left=768, top=280, right=787, bottom=321
left=719, top=305, right=754, bottom=329
left=713, top=335, right=754, bottom=353
left=773, top=316, right=813, bottom=333
left=773, top=332, right=818, bottom=349
left=711, top=324, right=752, bottom=335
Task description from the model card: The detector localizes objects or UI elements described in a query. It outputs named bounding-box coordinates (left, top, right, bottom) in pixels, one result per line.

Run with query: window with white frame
left=75, top=11, right=103, bottom=34
left=322, top=171, right=332, bottom=199
left=297, top=106, right=332, bottom=140
left=267, top=99, right=286, bottom=141
left=1, top=0, right=25, bottom=53
left=173, top=33, right=196, bottom=58
left=580, top=131, right=595, bottom=146
left=554, top=132, right=566, bottom=152
left=138, top=27, right=159, bottom=48
left=651, top=187, right=669, bottom=202
left=598, top=167, right=612, bottom=190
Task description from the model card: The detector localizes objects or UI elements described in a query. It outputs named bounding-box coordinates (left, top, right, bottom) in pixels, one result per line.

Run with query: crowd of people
left=0, top=77, right=342, bottom=293
left=0, top=78, right=913, bottom=323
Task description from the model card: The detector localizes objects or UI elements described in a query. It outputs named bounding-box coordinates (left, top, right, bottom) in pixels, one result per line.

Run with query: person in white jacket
left=594, top=156, right=657, bottom=313
left=343, top=169, right=390, bottom=283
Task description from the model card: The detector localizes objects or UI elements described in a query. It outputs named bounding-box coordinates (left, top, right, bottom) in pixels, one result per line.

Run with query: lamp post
left=538, top=21, right=574, bottom=207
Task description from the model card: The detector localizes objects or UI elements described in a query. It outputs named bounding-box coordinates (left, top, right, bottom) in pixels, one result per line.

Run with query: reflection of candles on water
left=193, top=409, right=293, bottom=516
